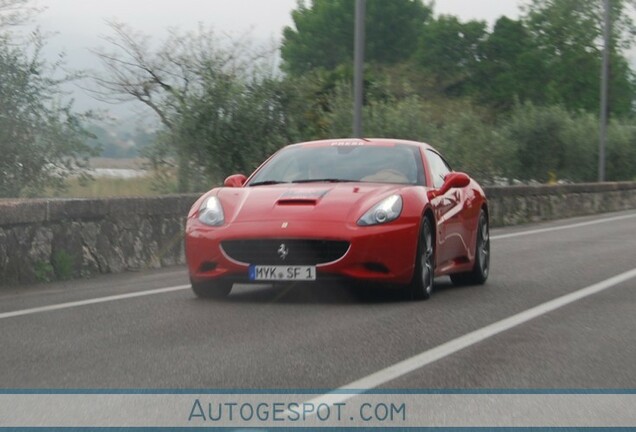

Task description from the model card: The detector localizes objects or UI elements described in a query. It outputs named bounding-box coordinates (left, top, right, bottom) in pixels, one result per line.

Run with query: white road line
left=491, top=212, right=636, bottom=240
left=303, top=267, right=636, bottom=408
left=0, top=285, right=190, bottom=320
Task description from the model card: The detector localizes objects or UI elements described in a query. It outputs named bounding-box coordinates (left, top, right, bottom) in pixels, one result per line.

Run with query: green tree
left=0, top=4, right=95, bottom=197
left=168, top=76, right=289, bottom=185
left=414, top=15, right=487, bottom=96
left=92, top=22, right=291, bottom=189
left=523, top=0, right=636, bottom=115
left=473, top=17, right=548, bottom=110
left=281, top=0, right=432, bottom=75
left=91, top=22, right=278, bottom=191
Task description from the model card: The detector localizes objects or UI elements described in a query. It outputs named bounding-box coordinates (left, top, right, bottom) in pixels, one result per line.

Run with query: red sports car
left=185, top=138, right=489, bottom=300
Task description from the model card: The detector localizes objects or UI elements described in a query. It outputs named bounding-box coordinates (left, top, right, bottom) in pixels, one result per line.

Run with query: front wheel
left=191, top=278, right=233, bottom=299
left=450, top=209, right=490, bottom=286
left=405, top=217, right=434, bottom=301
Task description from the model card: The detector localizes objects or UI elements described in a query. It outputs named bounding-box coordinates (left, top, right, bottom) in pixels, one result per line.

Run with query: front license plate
left=249, top=265, right=316, bottom=281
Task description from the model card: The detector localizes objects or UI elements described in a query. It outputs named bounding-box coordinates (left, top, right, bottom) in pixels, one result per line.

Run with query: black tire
left=191, top=278, right=233, bottom=299
left=405, top=217, right=435, bottom=301
left=450, top=209, right=490, bottom=286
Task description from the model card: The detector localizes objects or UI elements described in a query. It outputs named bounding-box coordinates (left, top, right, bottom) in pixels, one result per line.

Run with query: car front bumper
left=185, top=218, right=420, bottom=286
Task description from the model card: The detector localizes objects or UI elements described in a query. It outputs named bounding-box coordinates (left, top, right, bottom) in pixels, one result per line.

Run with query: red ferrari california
left=185, top=138, right=489, bottom=300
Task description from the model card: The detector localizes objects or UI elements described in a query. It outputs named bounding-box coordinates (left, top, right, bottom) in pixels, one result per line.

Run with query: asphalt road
left=1, top=209, right=636, bottom=390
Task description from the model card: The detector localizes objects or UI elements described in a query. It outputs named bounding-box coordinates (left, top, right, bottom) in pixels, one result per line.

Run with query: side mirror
left=428, top=172, right=470, bottom=199
left=224, top=174, right=247, bottom=188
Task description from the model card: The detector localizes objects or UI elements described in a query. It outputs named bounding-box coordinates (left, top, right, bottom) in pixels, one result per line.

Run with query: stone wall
left=0, top=195, right=198, bottom=286
left=1, top=182, right=635, bottom=286
left=485, top=182, right=636, bottom=226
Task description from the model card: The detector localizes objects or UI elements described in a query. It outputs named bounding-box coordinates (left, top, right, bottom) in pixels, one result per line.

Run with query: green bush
left=34, top=261, right=54, bottom=283
left=607, top=120, right=636, bottom=181
left=319, top=81, right=514, bottom=183
left=498, top=102, right=636, bottom=183
left=52, top=250, right=74, bottom=280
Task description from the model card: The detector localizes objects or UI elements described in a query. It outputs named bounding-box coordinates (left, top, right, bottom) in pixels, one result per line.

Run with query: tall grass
left=41, top=175, right=178, bottom=198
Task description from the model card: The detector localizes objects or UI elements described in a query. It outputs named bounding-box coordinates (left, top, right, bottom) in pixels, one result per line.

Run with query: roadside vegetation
left=1, top=0, right=636, bottom=198
left=38, top=158, right=176, bottom=199
left=0, top=0, right=96, bottom=198
left=40, top=175, right=171, bottom=198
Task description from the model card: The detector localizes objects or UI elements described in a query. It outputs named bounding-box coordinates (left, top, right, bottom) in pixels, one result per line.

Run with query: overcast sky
left=31, top=0, right=524, bottom=123
left=36, top=0, right=522, bottom=53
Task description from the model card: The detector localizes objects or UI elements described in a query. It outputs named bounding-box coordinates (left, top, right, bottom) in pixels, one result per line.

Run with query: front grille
left=221, top=239, right=350, bottom=265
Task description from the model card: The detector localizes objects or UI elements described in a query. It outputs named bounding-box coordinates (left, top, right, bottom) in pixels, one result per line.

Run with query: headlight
left=198, top=196, right=225, bottom=226
left=357, top=195, right=403, bottom=226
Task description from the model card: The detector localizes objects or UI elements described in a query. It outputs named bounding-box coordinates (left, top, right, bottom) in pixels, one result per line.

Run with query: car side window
left=425, top=150, right=452, bottom=189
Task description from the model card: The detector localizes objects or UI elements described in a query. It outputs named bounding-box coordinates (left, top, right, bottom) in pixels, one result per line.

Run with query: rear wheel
left=405, top=217, right=434, bottom=301
left=450, top=209, right=490, bottom=286
left=191, top=279, right=233, bottom=299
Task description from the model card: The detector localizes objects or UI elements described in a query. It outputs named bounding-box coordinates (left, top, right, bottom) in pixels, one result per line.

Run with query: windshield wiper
left=248, top=180, right=288, bottom=186
left=292, top=178, right=357, bottom=184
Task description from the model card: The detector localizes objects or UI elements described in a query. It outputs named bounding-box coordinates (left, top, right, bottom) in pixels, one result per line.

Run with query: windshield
left=248, top=144, right=425, bottom=186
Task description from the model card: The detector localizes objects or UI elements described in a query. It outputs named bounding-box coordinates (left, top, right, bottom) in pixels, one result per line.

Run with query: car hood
left=216, top=183, right=410, bottom=224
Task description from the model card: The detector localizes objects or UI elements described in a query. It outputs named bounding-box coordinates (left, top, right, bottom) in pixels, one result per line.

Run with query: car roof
left=287, top=138, right=435, bottom=151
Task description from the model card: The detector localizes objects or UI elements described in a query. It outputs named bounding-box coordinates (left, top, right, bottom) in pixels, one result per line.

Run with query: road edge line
left=0, top=285, right=191, bottom=320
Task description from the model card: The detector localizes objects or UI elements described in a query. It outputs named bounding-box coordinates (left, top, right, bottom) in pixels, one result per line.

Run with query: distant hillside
left=87, top=123, right=156, bottom=159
